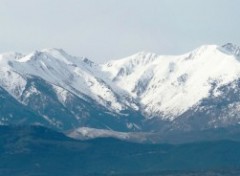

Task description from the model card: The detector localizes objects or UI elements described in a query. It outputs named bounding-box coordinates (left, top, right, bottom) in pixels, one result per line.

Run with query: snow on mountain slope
left=101, top=44, right=240, bottom=120
left=0, top=49, right=132, bottom=112
left=0, top=52, right=27, bottom=99
left=221, top=43, right=240, bottom=57
left=1, top=43, right=240, bottom=131
left=67, top=127, right=130, bottom=140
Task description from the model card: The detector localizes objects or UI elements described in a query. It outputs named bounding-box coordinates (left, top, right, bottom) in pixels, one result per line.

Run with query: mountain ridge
left=1, top=43, right=240, bottom=133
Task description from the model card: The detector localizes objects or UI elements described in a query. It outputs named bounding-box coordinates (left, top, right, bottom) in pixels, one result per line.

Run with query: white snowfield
left=67, top=127, right=130, bottom=140
left=1, top=43, right=240, bottom=121
left=67, top=127, right=149, bottom=142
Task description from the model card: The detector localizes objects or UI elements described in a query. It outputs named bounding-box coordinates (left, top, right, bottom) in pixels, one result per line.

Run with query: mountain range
left=1, top=43, right=240, bottom=141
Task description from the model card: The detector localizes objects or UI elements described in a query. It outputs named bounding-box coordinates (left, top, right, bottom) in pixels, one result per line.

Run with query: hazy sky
left=0, top=0, right=239, bottom=63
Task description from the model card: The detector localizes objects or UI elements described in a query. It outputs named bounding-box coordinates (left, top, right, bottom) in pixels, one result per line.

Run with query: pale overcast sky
left=0, top=0, right=239, bottom=63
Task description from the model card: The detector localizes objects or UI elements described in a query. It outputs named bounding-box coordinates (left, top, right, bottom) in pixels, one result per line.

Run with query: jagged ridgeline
left=1, top=43, right=240, bottom=134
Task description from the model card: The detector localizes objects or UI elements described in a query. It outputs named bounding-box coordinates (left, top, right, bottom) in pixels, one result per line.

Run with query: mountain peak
left=41, top=48, right=68, bottom=56
left=16, top=48, right=76, bottom=64
left=116, top=51, right=158, bottom=66
left=41, top=48, right=73, bottom=60
left=132, top=51, right=157, bottom=59
left=220, top=43, right=240, bottom=57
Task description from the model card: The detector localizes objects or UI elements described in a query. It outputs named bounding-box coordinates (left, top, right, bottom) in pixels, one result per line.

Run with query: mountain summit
left=221, top=43, right=240, bottom=57
left=1, top=44, right=240, bottom=133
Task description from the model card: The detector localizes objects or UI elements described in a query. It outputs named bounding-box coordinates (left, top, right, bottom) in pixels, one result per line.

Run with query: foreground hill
left=1, top=126, right=240, bottom=176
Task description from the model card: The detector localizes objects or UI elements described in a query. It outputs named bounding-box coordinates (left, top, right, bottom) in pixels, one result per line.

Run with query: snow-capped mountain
left=102, top=44, right=240, bottom=119
left=2, top=49, right=129, bottom=111
left=1, top=43, right=240, bottom=132
left=0, top=48, right=142, bottom=130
